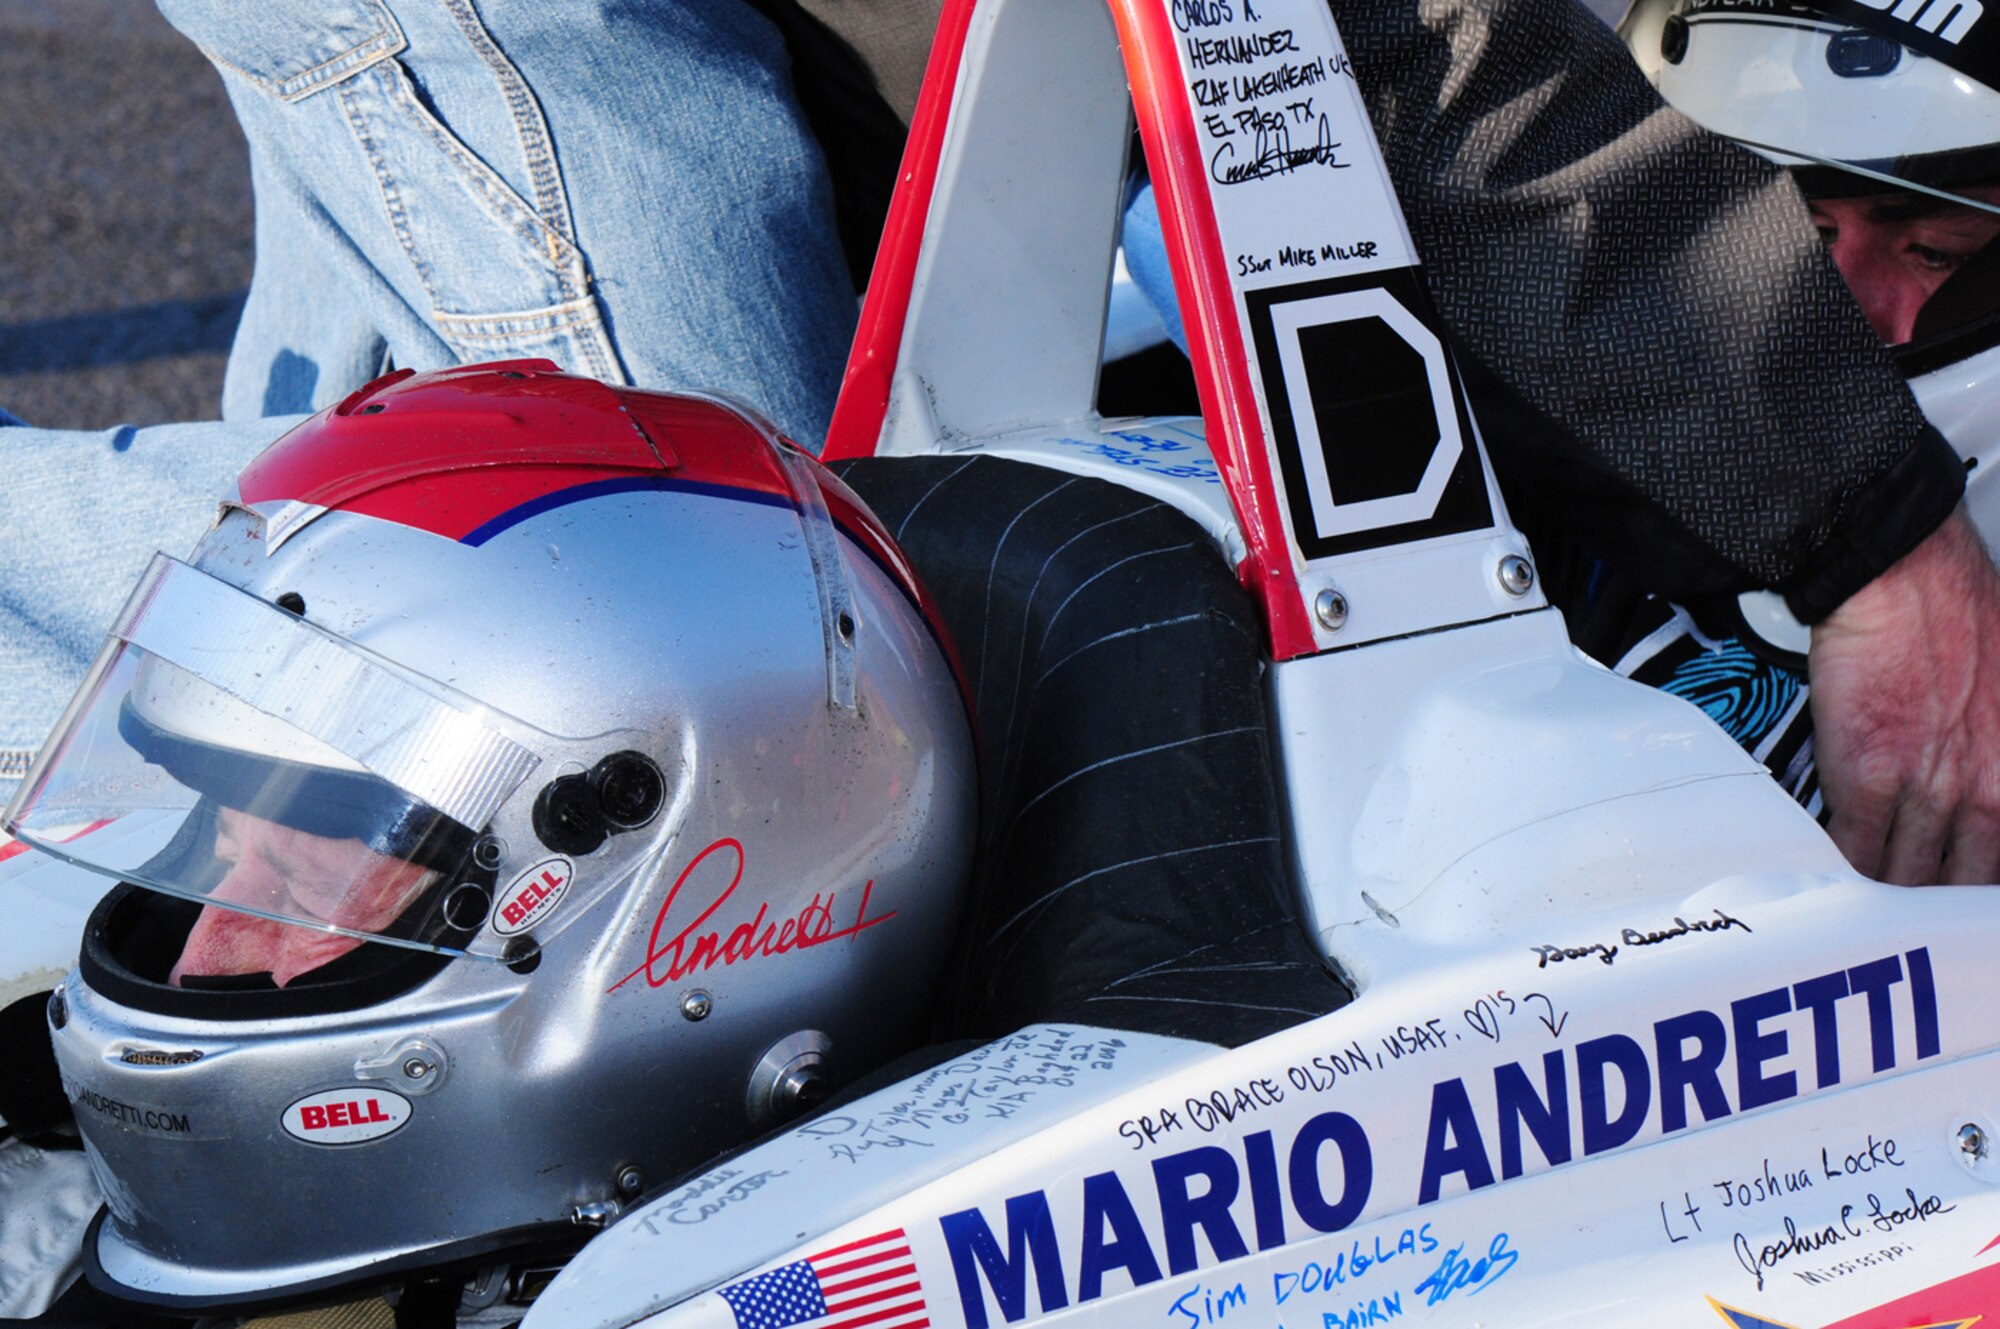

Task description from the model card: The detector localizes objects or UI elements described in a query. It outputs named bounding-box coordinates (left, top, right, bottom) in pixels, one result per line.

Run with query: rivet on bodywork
left=572, top=1200, right=622, bottom=1227
left=1498, top=554, right=1536, bottom=597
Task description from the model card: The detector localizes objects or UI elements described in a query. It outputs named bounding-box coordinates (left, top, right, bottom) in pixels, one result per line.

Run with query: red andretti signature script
left=606, top=837, right=894, bottom=993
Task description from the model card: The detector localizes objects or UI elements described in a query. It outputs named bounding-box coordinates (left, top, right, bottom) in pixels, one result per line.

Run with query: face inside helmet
left=1642, top=0, right=2000, bottom=365
left=45, top=641, right=473, bottom=991
left=1806, top=183, right=2000, bottom=346
left=7, top=550, right=669, bottom=984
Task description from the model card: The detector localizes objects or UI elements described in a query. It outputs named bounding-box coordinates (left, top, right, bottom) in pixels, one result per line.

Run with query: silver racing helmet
left=6, top=361, right=975, bottom=1311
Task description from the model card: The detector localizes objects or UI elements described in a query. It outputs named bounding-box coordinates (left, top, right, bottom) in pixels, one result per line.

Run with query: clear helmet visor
left=6, top=556, right=676, bottom=977
left=1651, top=0, right=2000, bottom=350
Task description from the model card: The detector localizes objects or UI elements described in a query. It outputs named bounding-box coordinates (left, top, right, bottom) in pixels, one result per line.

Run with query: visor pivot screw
left=472, top=835, right=507, bottom=871
left=403, top=1057, right=435, bottom=1082
left=1498, top=555, right=1536, bottom=597
left=680, top=989, right=713, bottom=1022
left=534, top=775, right=608, bottom=855
left=1313, top=588, right=1349, bottom=632
left=617, top=1166, right=645, bottom=1197
left=591, top=751, right=666, bottom=830
left=1960, top=1123, right=1989, bottom=1162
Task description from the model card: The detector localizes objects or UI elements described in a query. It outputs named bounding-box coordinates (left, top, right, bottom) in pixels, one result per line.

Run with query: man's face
left=169, top=808, right=434, bottom=988
left=1810, top=186, right=2000, bottom=345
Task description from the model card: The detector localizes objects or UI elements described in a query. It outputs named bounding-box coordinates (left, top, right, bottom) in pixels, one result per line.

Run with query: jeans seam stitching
left=377, top=60, right=567, bottom=267
left=582, top=309, right=620, bottom=381
left=433, top=296, right=624, bottom=382
left=434, top=297, right=601, bottom=333
left=430, top=0, right=621, bottom=378
left=436, top=0, right=578, bottom=264
left=340, top=21, right=621, bottom=381
left=340, top=76, right=439, bottom=310
left=198, top=3, right=408, bottom=102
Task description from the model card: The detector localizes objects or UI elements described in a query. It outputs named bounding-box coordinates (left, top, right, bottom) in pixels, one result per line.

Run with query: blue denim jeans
left=168, top=0, right=856, bottom=432
left=0, top=0, right=857, bottom=796
left=0, top=417, right=302, bottom=790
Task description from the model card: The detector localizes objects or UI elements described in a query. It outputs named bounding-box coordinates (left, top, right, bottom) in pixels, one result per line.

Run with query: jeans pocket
left=337, top=55, right=623, bottom=383
left=156, top=0, right=405, bottom=102
left=431, top=299, right=623, bottom=382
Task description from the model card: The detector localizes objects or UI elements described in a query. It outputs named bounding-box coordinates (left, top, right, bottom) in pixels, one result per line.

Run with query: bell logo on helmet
left=282, top=1089, right=413, bottom=1146
left=1853, top=0, right=1982, bottom=43
left=494, top=857, right=575, bottom=937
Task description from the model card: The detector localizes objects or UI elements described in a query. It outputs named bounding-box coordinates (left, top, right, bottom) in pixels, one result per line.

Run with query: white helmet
left=1629, top=0, right=2000, bottom=528
left=6, top=361, right=976, bottom=1313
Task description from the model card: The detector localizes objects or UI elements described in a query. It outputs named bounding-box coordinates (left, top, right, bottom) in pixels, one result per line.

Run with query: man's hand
left=1810, top=506, right=2000, bottom=884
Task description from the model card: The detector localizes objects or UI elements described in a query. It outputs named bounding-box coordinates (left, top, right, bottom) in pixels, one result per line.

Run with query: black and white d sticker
left=1245, top=269, right=1493, bottom=560
left=1268, top=286, right=1461, bottom=540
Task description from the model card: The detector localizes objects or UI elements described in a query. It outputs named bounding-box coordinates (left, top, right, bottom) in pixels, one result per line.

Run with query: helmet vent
left=120, top=1048, right=204, bottom=1067
left=1660, top=14, right=1688, bottom=64
left=1827, top=30, right=1901, bottom=78
left=531, top=751, right=667, bottom=854
left=274, top=591, right=307, bottom=617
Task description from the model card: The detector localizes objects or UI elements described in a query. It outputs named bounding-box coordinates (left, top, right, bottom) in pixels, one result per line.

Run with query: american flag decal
left=718, top=1229, right=928, bottom=1329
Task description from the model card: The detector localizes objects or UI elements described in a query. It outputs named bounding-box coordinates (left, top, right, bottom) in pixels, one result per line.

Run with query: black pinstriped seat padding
left=835, top=455, right=1351, bottom=1048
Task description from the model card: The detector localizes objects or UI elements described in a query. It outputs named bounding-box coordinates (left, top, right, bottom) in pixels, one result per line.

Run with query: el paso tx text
left=939, top=947, right=1941, bottom=1328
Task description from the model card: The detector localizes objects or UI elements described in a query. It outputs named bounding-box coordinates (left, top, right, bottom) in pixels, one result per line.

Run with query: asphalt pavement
left=0, top=0, right=251, bottom=431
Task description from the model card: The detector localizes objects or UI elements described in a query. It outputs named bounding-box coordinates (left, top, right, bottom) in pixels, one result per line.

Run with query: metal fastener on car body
left=680, top=990, right=713, bottom=1022
left=1313, top=588, right=1348, bottom=631
left=572, top=1200, right=622, bottom=1227
left=1498, top=554, right=1536, bottom=597
left=1961, top=1123, right=1988, bottom=1161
